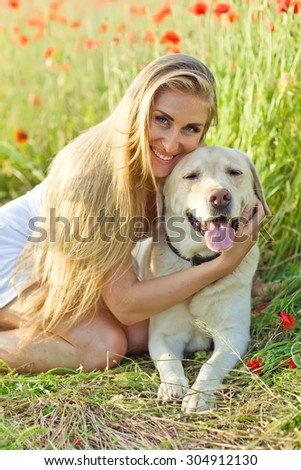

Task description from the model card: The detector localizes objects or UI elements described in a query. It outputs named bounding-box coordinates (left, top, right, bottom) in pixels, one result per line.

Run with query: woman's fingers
left=235, top=201, right=266, bottom=243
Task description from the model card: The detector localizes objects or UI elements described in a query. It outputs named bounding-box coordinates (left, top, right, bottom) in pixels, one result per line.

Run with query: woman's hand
left=219, top=200, right=266, bottom=272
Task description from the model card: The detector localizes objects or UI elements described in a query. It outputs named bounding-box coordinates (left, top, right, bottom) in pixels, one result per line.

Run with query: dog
left=148, top=146, right=270, bottom=413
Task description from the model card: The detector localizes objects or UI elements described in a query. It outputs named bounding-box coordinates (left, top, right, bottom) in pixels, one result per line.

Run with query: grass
left=0, top=0, right=301, bottom=451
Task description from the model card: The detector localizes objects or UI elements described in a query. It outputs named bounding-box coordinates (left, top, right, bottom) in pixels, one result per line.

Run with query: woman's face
left=149, top=90, right=209, bottom=178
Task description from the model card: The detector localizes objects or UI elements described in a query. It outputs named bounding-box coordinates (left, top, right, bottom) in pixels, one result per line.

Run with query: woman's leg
left=0, top=305, right=128, bottom=373
left=0, top=287, right=149, bottom=373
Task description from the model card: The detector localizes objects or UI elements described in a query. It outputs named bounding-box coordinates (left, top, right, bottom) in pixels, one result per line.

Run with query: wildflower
left=248, top=359, right=263, bottom=375
left=86, top=39, right=102, bottom=49
left=126, top=31, right=137, bottom=44
left=18, top=34, right=29, bottom=47
left=251, top=299, right=270, bottom=315
left=288, top=358, right=297, bottom=369
left=44, top=46, right=56, bottom=60
left=214, top=3, right=231, bottom=15
left=15, top=129, right=28, bottom=144
left=188, top=2, right=208, bottom=15
left=49, top=1, right=60, bottom=11
left=142, top=30, right=156, bottom=44
left=227, top=9, right=240, bottom=22
left=279, top=311, right=296, bottom=330
left=27, top=17, right=45, bottom=29
left=152, top=1, right=172, bottom=25
left=267, top=21, right=275, bottom=32
left=8, top=0, right=20, bottom=8
left=62, top=61, right=70, bottom=74
left=130, top=6, right=147, bottom=16
left=28, top=93, right=41, bottom=106
left=99, top=22, right=109, bottom=33
left=161, top=30, right=180, bottom=46
left=70, top=21, right=80, bottom=29
left=276, top=0, right=291, bottom=13
left=167, top=46, right=181, bottom=54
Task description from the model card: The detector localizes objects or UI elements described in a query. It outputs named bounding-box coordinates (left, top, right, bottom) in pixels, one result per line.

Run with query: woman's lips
left=151, top=146, right=179, bottom=163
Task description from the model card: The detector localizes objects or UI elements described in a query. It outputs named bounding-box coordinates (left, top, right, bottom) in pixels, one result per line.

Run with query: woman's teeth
left=152, top=147, right=176, bottom=161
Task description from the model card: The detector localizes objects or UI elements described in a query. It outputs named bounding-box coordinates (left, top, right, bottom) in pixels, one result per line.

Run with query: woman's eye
left=155, top=116, right=169, bottom=126
left=186, top=126, right=200, bottom=133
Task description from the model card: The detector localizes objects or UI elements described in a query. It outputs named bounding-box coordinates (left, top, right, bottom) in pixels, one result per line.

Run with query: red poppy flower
left=130, top=6, right=147, bottom=16
left=293, top=2, right=301, bottom=13
left=49, top=1, right=60, bottom=11
left=288, top=358, right=297, bottom=369
left=188, top=2, right=208, bottom=15
left=86, top=39, right=102, bottom=49
left=214, top=3, right=231, bottom=15
left=247, top=359, right=263, bottom=375
left=15, top=129, right=28, bottom=144
left=267, top=21, right=275, bottom=32
left=8, top=0, right=20, bottom=8
left=276, top=0, right=291, bottom=12
left=62, top=61, right=70, bottom=74
left=18, top=34, right=29, bottom=47
left=70, top=21, right=81, bottom=29
left=142, top=30, right=156, bottom=44
left=44, top=46, right=56, bottom=60
left=227, top=9, right=240, bottom=22
left=167, top=46, right=181, bottom=54
left=279, top=311, right=296, bottom=330
left=251, top=299, right=270, bottom=316
left=99, top=22, right=109, bottom=33
left=28, top=93, right=41, bottom=106
left=161, top=30, right=180, bottom=46
left=27, top=17, right=45, bottom=30
left=152, top=1, right=172, bottom=25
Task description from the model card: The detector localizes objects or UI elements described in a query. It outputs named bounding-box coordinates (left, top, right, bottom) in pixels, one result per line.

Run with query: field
left=0, top=0, right=301, bottom=451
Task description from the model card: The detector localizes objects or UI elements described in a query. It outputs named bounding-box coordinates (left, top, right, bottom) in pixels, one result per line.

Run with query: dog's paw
left=181, top=389, right=216, bottom=413
left=158, top=377, right=189, bottom=403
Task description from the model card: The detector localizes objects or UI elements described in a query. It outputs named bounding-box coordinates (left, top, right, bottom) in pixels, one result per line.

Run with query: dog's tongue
left=204, top=220, right=235, bottom=252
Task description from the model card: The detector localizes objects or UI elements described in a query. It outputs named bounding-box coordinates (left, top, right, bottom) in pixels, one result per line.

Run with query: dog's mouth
left=187, top=211, right=240, bottom=252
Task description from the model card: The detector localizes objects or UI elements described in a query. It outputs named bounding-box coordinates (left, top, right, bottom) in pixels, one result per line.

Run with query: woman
left=0, top=54, right=266, bottom=373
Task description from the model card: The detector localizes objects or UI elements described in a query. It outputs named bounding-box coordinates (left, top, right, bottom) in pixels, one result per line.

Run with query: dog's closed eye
left=227, top=168, right=243, bottom=176
left=183, top=172, right=200, bottom=180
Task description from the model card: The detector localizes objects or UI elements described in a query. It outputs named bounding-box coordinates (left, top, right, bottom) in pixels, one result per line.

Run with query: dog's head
left=161, top=146, right=270, bottom=253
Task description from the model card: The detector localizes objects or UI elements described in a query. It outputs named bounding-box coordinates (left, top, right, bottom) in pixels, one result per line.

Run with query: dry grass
left=1, top=313, right=301, bottom=451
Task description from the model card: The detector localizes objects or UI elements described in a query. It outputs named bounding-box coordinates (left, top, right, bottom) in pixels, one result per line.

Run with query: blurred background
left=0, top=0, right=300, bottom=275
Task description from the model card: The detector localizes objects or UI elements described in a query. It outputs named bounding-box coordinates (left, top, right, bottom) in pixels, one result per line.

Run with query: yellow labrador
left=148, top=146, right=270, bottom=413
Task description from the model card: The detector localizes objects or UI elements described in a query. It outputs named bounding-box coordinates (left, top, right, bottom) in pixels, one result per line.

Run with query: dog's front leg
left=150, top=336, right=189, bottom=403
left=181, top=328, right=249, bottom=413
left=149, top=316, right=190, bottom=403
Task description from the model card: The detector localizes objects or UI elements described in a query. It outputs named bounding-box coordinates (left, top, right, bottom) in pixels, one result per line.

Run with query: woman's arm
left=102, top=202, right=265, bottom=326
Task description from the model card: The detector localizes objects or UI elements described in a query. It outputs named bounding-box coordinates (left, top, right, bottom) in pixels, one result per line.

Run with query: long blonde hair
left=20, top=54, right=218, bottom=338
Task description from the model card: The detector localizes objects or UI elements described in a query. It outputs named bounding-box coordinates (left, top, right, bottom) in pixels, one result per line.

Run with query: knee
left=81, top=325, right=128, bottom=372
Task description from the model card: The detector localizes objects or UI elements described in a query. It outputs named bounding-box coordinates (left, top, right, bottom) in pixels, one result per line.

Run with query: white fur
left=148, top=146, right=269, bottom=413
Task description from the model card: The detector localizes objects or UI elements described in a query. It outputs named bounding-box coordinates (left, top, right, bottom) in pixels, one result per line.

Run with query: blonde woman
left=0, top=54, right=266, bottom=373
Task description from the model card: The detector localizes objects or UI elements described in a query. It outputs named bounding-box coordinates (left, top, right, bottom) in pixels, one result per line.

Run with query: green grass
left=0, top=0, right=301, bottom=450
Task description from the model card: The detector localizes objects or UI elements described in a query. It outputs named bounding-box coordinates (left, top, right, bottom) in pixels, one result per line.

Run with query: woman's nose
left=162, top=129, right=180, bottom=154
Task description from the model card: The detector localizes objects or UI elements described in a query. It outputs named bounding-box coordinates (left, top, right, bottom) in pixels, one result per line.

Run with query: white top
left=0, top=180, right=46, bottom=308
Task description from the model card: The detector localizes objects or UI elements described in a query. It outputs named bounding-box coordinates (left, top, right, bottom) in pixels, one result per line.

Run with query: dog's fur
left=148, top=146, right=270, bottom=413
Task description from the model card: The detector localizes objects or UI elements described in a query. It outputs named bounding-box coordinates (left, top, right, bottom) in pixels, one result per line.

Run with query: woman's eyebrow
left=153, top=109, right=204, bottom=126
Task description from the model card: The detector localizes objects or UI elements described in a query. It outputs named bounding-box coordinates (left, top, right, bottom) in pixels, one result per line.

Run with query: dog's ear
left=248, top=158, right=271, bottom=216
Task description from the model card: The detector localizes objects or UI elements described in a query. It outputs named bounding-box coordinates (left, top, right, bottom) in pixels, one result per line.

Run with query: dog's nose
left=208, top=189, right=232, bottom=209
